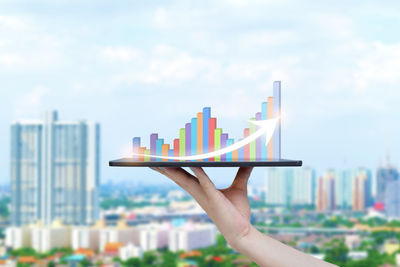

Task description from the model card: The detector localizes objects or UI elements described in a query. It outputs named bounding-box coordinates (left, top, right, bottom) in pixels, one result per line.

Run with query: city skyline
left=1, top=1, right=400, bottom=186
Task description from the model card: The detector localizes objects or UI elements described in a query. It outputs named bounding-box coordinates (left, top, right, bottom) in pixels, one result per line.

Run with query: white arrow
left=133, top=117, right=279, bottom=161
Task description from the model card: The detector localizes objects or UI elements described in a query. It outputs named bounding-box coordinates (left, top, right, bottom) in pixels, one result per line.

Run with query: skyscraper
left=265, top=167, right=315, bottom=206
left=376, top=166, right=399, bottom=205
left=10, top=111, right=100, bottom=226
left=316, top=170, right=336, bottom=212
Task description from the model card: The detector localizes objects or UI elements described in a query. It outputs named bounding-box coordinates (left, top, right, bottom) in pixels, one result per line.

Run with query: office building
left=385, top=180, right=400, bottom=218
left=316, top=170, right=336, bottom=212
left=376, top=165, right=399, bottom=207
left=10, top=111, right=100, bottom=226
left=265, top=167, right=315, bottom=206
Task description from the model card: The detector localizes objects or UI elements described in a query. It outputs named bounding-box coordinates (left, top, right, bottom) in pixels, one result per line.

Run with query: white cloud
left=101, top=46, right=142, bottom=62
left=354, top=42, right=400, bottom=92
left=153, top=7, right=169, bottom=28
left=14, top=86, right=49, bottom=117
left=240, top=30, right=295, bottom=47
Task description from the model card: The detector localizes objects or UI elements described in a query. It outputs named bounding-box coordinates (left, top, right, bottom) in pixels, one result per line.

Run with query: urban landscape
left=1, top=1, right=400, bottom=266
left=0, top=111, right=399, bottom=266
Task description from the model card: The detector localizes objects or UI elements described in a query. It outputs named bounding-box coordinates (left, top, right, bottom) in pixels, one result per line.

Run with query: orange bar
left=162, top=144, right=170, bottom=162
left=267, top=96, right=274, bottom=159
left=139, top=147, right=146, bottom=161
left=197, top=112, right=203, bottom=161
left=232, top=149, right=238, bottom=161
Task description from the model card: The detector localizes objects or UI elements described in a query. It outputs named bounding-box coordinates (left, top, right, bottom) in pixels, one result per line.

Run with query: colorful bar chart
left=129, top=82, right=282, bottom=162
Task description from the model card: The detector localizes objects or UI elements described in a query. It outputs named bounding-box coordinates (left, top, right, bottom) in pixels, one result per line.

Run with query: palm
left=219, top=187, right=251, bottom=222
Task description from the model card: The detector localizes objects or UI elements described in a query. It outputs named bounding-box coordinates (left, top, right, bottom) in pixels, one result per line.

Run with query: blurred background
left=1, top=0, right=400, bottom=266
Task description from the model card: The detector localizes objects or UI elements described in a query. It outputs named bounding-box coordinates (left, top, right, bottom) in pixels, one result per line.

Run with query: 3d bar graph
left=110, top=81, right=303, bottom=167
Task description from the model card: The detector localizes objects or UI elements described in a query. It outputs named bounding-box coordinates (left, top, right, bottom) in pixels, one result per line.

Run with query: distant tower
left=10, top=111, right=100, bottom=226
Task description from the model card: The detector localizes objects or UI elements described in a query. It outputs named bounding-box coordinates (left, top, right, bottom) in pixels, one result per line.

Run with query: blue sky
left=1, top=0, right=399, bottom=186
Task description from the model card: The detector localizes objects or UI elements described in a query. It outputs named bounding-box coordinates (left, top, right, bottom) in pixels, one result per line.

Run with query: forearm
left=232, top=226, right=337, bottom=267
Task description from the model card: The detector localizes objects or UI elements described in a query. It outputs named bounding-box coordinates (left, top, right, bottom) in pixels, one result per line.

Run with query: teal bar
left=261, top=102, right=268, bottom=160
left=156, top=139, right=164, bottom=162
left=226, top=139, right=234, bottom=161
left=191, top=118, right=197, bottom=155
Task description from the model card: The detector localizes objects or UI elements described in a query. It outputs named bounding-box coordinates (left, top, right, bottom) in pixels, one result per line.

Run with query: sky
left=1, top=0, right=400, bottom=186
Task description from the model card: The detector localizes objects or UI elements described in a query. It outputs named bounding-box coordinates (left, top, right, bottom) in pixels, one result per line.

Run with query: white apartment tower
left=10, top=111, right=100, bottom=226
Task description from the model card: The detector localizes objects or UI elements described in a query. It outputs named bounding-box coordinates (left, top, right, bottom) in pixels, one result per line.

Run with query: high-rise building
left=265, top=167, right=315, bottom=206
left=376, top=166, right=399, bottom=206
left=385, top=180, right=400, bottom=218
left=316, top=170, right=336, bottom=212
left=335, top=170, right=353, bottom=210
left=352, top=168, right=373, bottom=211
left=10, top=111, right=100, bottom=226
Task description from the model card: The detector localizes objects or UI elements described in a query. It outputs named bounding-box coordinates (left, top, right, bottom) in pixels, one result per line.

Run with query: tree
left=124, top=257, right=141, bottom=267
left=161, top=251, right=177, bottom=267
left=142, top=251, right=157, bottom=266
left=324, top=240, right=349, bottom=266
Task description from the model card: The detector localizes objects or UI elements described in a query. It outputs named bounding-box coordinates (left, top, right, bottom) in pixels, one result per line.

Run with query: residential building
left=119, top=243, right=143, bottom=261
left=71, top=227, right=100, bottom=250
left=316, top=170, right=336, bottom=212
left=169, top=224, right=216, bottom=252
left=10, top=111, right=100, bottom=226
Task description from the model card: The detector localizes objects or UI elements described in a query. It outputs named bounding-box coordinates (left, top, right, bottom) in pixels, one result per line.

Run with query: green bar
left=144, top=149, right=150, bottom=161
left=179, top=128, right=185, bottom=157
left=214, top=128, right=222, bottom=161
left=250, top=118, right=256, bottom=161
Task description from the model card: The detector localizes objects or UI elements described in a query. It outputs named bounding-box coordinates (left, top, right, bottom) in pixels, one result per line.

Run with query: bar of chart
left=110, top=81, right=302, bottom=167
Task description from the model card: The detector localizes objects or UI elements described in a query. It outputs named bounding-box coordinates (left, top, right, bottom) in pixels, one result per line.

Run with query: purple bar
left=150, top=133, right=158, bottom=161
left=256, top=112, right=262, bottom=160
left=221, top=133, right=228, bottom=161
left=185, top=123, right=191, bottom=156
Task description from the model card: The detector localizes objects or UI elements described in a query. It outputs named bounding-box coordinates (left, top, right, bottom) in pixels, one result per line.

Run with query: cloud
left=100, top=46, right=142, bottom=62
left=14, top=86, right=49, bottom=117
left=354, top=42, right=400, bottom=92
left=153, top=7, right=169, bottom=28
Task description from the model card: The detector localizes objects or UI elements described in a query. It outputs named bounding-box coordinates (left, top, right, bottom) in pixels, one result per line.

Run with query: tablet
left=109, top=158, right=302, bottom=167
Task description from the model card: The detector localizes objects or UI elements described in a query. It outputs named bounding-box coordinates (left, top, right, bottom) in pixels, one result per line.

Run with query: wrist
left=228, top=225, right=259, bottom=254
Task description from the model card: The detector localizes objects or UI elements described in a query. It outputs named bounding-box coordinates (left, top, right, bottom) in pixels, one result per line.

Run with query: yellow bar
left=144, top=149, right=150, bottom=161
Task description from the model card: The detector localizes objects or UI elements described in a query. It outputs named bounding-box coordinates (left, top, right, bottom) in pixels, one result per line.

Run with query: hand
left=150, top=166, right=253, bottom=249
left=150, top=166, right=336, bottom=267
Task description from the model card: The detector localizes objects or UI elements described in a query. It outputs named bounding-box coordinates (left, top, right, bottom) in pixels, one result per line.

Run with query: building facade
left=265, top=167, right=316, bottom=206
left=11, top=111, right=100, bottom=226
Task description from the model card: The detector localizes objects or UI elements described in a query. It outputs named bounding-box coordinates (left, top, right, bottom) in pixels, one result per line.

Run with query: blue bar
left=203, top=107, right=211, bottom=161
left=226, top=139, right=234, bottom=161
left=238, top=139, right=244, bottom=160
left=261, top=102, right=268, bottom=160
left=273, top=81, right=281, bottom=159
left=133, top=137, right=141, bottom=160
left=156, top=139, right=164, bottom=162
left=168, top=149, right=174, bottom=162
left=191, top=118, right=197, bottom=155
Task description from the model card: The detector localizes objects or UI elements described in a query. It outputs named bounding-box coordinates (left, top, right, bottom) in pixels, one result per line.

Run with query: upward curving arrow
left=133, top=118, right=279, bottom=161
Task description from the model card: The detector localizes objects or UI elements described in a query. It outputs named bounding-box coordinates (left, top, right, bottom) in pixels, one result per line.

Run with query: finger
left=149, top=167, right=166, bottom=175
left=230, top=167, right=253, bottom=190
left=190, top=167, right=216, bottom=196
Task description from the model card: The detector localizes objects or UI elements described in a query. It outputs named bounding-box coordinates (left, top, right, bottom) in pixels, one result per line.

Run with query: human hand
left=150, top=166, right=253, bottom=250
